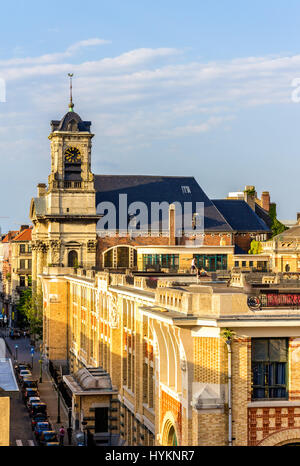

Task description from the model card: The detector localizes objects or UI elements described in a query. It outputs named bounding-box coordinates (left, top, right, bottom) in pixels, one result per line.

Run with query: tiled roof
left=2, top=231, right=18, bottom=243
left=94, top=175, right=233, bottom=232
left=212, top=199, right=270, bottom=232
left=12, top=228, right=32, bottom=242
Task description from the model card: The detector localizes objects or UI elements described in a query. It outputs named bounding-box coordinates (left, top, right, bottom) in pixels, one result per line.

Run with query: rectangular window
left=181, top=185, right=191, bottom=194
left=235, top=261, right=239, bottom=267
left=252, top=338, right=288, bottom=400
left=20, top=244, right=26, bottom=254
left=28, top=244, right=32, bottom=253
left=242, top=261, right=246, bottom=267
left=20, top=276, right=26, bottom=287
left=249, top=261, right=253, bottom=267
left=20, top=259, right=26, bottom=269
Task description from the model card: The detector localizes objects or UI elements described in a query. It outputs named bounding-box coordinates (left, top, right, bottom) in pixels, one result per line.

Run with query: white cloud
left=0, top=37, right=111, bottom=67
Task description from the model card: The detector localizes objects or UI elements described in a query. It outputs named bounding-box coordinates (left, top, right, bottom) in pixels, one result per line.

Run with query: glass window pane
left=269, top=339, right=287, bottom=362
left=252, top=339, right=268, bottom=361
left=252, top=362, right=265, bottom=385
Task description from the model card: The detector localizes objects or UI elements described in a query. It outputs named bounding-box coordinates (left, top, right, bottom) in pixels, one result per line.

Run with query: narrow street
left=0, top=329, right=70, bottom=446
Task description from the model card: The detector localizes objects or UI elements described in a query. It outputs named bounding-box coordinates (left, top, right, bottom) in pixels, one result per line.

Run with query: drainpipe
left=225, top=339, right=232, bottom=446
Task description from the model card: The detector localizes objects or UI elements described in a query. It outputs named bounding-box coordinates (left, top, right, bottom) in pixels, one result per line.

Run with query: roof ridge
left=94, top=174, right=196, bottom=179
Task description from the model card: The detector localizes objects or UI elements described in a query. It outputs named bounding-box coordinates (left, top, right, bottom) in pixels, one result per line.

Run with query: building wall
left=0, top=397, right=9, bottom=446
left=41, top=270, right=300, bottom=447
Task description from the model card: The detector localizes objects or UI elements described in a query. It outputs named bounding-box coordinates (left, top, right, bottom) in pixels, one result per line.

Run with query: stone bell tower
left=30, top=76, right=100, bottom=289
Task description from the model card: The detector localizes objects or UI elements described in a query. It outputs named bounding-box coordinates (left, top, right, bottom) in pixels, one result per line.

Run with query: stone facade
left=30, top=109, right=99, bottom=291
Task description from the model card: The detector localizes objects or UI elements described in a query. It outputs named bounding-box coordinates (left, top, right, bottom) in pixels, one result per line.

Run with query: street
left=0, top=329, right=70, bottom=446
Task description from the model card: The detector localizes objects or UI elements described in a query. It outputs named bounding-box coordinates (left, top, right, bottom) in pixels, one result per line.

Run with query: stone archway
left=257, top=428, right=300, bottom=446
left=161, top=412, right=180, bottom=446
left=68, top=250, right=78, bottom=267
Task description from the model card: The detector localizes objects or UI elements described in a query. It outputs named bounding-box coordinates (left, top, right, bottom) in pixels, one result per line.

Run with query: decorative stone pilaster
left=49, top=240, right=61, bottom=265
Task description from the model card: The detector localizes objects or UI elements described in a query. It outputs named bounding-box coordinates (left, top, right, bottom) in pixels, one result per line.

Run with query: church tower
left=30, top=76, right=99, bottom=289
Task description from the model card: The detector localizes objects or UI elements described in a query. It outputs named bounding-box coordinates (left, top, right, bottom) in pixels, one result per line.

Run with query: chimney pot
left=261, top=191, right=270, bottom=212
left=37, top=183, right=47, bottom=197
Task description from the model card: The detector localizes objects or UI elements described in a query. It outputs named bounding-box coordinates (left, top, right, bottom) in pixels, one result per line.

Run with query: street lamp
left=15, top=344, right=18, bottom=362
left=67, top=407, right=73, bottom=445
left=57, top=385, right=61, bottom=423
left=39, top=358, right=43, bottom=383
left=82, top=420, right=87, bottom=446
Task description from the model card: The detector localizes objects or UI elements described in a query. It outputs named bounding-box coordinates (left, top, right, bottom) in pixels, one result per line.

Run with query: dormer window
left=67, top=119, right=78, bottom=132
left=181, top=186, right=191, bottom=194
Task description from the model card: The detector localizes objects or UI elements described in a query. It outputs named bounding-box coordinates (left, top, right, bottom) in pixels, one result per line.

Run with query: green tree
left=269, top=204, right=287, bottom=238
left=248, top=240, right=262, bottom=255
left=17, top=288, right=43, bottom=342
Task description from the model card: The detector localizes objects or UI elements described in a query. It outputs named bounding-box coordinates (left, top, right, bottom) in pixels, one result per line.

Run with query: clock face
left=65, top=146, right=81, bottom=163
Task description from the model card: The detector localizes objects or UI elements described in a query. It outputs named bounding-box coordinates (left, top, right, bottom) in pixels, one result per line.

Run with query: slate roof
left=51, top=111, right=91, bottom=132
left=94, top=175, right=233, bottom=232
left=255, top=203, right=272, bottom=229
left=212, top=199, right=270, bottom=232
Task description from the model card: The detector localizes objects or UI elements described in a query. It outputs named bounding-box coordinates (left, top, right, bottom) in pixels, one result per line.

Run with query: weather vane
left=68, top=73, right=74, bottom=111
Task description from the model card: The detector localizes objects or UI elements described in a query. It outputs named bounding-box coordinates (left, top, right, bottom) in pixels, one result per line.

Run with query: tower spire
left=68, top=73, right=74, bottom=112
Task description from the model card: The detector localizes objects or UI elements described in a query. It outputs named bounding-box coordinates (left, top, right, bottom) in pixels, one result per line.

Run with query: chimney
left=261, top=191, right=270, bottom=212
left=37, top=183, right=47, bottom=197
left=244, top=185, right=256, bottom=211
left=20, top=225, right=29, bottom=231
left=169, top=204, right=176, bottom=246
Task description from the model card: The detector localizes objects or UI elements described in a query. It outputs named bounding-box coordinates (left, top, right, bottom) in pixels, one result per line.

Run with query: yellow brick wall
left=231, top=337, right=251, bottom=446
left=0, top=397, right=9, bottom=446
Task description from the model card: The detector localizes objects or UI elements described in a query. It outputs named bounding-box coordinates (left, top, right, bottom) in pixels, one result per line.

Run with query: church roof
left=94, top=175, right=233, bottom=232
left=51, top=111, right=91, bottom=132
left=212, top=199, right=270, bottom=232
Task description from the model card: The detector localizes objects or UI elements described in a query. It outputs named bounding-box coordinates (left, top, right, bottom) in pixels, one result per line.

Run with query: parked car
left=27, top=397, right=41, bottom=411
left=38, top=431, right=59, bottom=446
left=21, top=377, right=38, bottom=391
left=34, top=421, right=52, bottom=440
left=18, top=369, right=32, bottom=382
left=23, top=387, right=39, bottom=402
left=31, top=413, right=48, bottom=431
left=30, top=402, right=47, bottom=418
left=15, top=363, right=29, bottom=374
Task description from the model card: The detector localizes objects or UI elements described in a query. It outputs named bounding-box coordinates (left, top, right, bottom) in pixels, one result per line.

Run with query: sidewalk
left=2, top=329, right=73, bottom=446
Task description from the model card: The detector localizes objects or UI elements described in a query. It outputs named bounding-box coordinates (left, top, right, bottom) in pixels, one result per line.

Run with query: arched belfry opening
left=68, top=250, right=78, bottom=267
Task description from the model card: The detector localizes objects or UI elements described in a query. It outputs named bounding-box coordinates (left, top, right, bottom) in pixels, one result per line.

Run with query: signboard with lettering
left=248, top=293, right=300, bottom=309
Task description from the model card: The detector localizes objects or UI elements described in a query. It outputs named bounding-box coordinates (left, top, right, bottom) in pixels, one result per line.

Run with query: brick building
left=40, top=267, right=300, bottom=446
left=29, top=101, right=271, bottom=289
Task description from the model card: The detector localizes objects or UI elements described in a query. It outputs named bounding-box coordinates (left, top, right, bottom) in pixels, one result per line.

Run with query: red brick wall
left=248, top=407, right=300, bottom=446
left=233, top=233, right=253, bottom=253
left=96, top=232, right=235, bottom=268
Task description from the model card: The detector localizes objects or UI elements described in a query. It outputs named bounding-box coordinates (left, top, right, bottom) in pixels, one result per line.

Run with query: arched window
left=167, top=426, right=177, bottom=446
left=68, top=250, right=78, bottom=267
left=103, top=246, right=137, bottom=269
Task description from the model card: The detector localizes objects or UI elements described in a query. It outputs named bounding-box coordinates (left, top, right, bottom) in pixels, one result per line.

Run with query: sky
left=1, top=0, right=300, bottom=232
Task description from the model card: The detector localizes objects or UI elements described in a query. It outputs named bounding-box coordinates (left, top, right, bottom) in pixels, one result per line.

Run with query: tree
left=17, top=288, right=43, bottom=342
left=269, top=204, right=287, bottom=238
left=248, top=240, right=262, bottom=255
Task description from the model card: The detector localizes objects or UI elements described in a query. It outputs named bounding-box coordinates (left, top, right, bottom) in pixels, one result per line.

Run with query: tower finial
left=68, top=73, right=74, bottom=111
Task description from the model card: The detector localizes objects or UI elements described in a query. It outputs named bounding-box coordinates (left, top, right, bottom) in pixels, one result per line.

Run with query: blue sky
left=1, top=0, right=300, bottom=231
